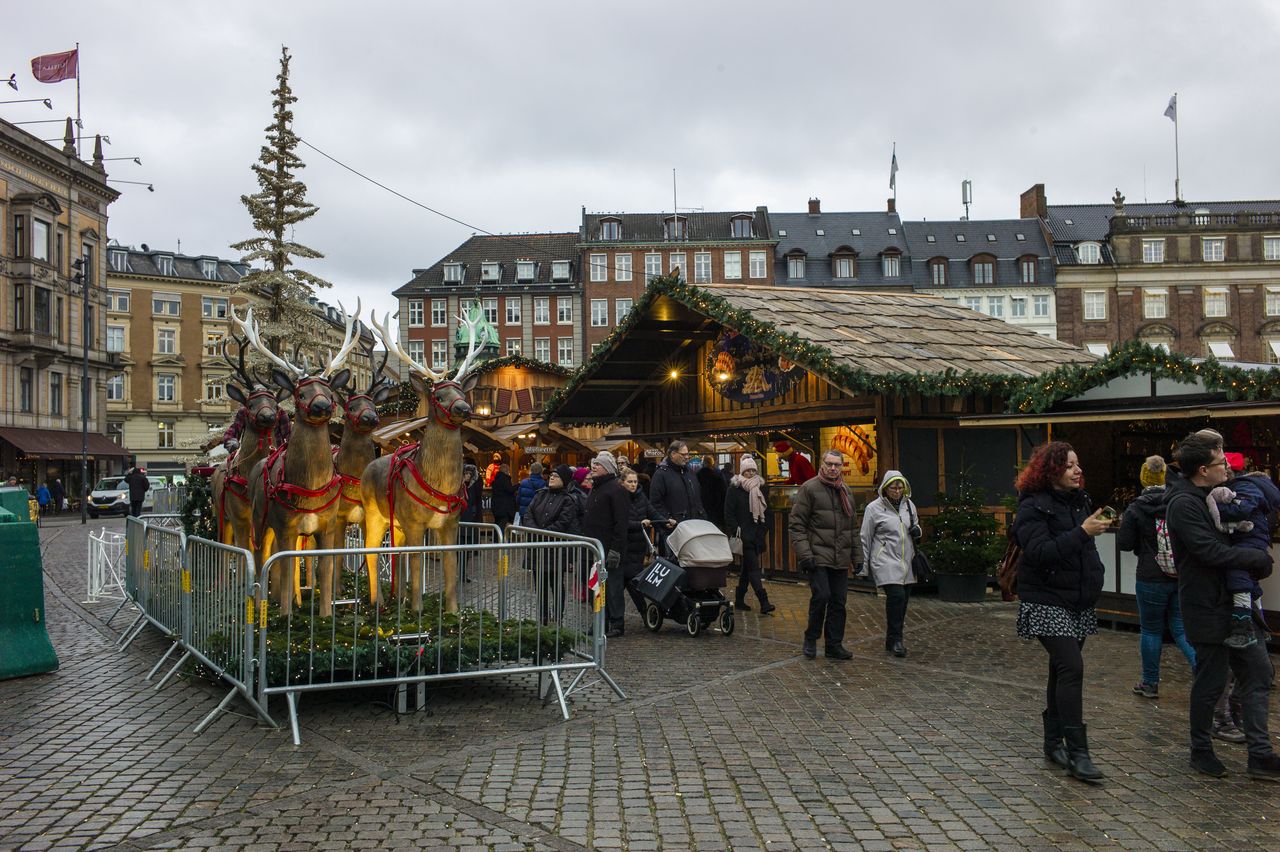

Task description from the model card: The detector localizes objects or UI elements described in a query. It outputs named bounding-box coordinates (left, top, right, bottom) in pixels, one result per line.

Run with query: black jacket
left=1117, top=485, right=1171, bottom=583
left=696, top=466, right=727, bottom=530
left=581, top=473, right=630, bottom=558
left=624, top=488, right=669, bottom=568
left=724, top=477, right=771, bottom=550
left=526, top=487, right=579, bottom=534
left=126, top=470, right=151, bottom=502
left=461, top=478, right=484, bottom=523
left=1165, top=473, right=1273, bottom=643
left=649, top=459, right=705, bottom=522
left=490, top=472, right=517, bottom=519
left=1013, top=488, right=1105, bottom=612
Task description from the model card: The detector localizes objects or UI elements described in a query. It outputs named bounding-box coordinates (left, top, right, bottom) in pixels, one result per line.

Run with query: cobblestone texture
left=0, top=515, right=1275, bottom=850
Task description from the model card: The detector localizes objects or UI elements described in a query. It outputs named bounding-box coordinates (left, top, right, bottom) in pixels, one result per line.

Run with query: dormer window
left=599, top=218, right=622, bottom=241
left=663, top=216, right=687, bottom=241
left=443, top=262, right=462, bottom=283
left=201, top=259, right=218, bottom=280
left=1076, top=242, right=1101, bottom=264
left=551, top=260, right=570, bottom=282
left=881, top=250, right=901, bottom=278
left=786, top=251, right=806, bottom=280
left=831, top=248, right=857, bottom=280
left=156, top=254, right=175, bottom=276
left=516, top=261, right=535, bottom=282
left=971, top=255, right=996, bottom=285
left=929, top=258, right=947, bottom=286
left=108, top=249, right=129, bottom=272
left=481, top=262, right=500, bottom=282
left=730, top=215, right=753, bottom=238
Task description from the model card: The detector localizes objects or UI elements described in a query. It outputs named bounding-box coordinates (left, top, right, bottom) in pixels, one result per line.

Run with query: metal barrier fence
left=151, top=487, right=187, bottom=515
left=85, top=527, right=126, bottom=604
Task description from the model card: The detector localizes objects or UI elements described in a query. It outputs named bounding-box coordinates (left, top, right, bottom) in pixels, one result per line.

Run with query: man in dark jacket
left=1166, top=431, right=1279, bottom=781
left=489, top=464, right=517, bottom=529
left=515, top=462, right=547, bottom=521
left=125, top=467, right=151, bottom=517
left=581, top=452, right=630, bottom=637
left=649, top=440, right=705, bottom=523
left=696, top=454, right=728, bottom=532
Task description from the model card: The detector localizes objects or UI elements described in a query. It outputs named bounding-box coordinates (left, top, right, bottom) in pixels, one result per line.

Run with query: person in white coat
left=860, top=470, right=922, bottom=658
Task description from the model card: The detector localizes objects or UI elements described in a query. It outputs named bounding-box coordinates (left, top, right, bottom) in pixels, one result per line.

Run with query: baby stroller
left=632, top=519, right=735, bottom=636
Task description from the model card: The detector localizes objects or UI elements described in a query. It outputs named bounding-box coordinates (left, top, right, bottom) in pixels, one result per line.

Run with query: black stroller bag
left=634, top=557, right=685, bottom=610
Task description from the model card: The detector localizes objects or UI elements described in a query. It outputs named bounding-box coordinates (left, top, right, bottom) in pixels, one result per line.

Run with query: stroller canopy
left=667, top=519, right=733, bottom=567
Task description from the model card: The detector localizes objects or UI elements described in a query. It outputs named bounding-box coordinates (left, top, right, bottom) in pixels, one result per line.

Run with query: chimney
left=1020, top=184, right=1047, bottom=219
left=808, top=197, right=821, bottom=216
left=886, top=198, right=896, bottom=214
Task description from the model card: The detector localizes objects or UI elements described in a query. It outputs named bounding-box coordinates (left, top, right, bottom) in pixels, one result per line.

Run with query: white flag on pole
left=889, top=145, right=898, bottom=190
left=1164, top=94, right=1177, bottom=122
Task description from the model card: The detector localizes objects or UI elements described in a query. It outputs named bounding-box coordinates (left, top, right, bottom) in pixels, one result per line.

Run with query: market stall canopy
left=0, top=426, right=130, bottom=458
left=544, top=279, right=1097, bottom=422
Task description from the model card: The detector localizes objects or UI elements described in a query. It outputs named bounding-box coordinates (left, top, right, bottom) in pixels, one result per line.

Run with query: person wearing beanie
left=650, top=440, right=706, bottom=523
left=725, top=454, right=775, bottom=614
left=1118, top=453, right=1194, bottom=700
left=774, top=440, right=817, bottom=484
left=582, top=452, right=631, bottom=637
left=593, top=451, right=618, bottom=476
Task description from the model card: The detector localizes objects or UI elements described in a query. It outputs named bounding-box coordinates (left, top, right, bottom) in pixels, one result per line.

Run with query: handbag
left=907, top=503, right=933, bottom=583
left=728, top=529, right=744, bottom=557
left=997, top=535, right=1022, bottom=600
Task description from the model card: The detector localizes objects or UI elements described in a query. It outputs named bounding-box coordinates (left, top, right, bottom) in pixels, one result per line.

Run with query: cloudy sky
left=6, top=1, right=1278, bottom=320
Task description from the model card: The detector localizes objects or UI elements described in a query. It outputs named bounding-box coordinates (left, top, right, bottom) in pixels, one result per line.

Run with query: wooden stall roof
left=545, top=278, right=1097, bottom=422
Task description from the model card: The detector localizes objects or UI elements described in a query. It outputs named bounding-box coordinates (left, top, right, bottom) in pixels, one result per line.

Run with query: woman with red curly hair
left=1013, top=441, right=1111, bottom=783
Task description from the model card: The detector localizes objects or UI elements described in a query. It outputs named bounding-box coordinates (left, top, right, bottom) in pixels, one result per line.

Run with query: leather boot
left=1062, top=724, right=1104, bottom=783
left=1041, top=710, right=1069, bottom=768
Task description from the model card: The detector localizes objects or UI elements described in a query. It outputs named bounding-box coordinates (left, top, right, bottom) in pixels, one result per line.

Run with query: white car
left=87, top=475, right=166, bottom=518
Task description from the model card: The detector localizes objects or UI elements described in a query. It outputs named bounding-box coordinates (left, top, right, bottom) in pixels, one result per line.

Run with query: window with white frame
left=1267, top=287, right=1280, bottom=316
left=1265, top=236, right=1280, bottom=261
left=108, top=289, right=130, bottom=312
left=107, top=325, right=125, bottom=353
left=204, top=332, right=223, bottom=358
left=1021, top=259, right=1037, bottom=283
left=430, top=340, right=448, bottom=370
left=482, top=298, right=498, bottom=325
left=669, top=252, right=686, bottom=280
left=964, top=296, right=983, bottom=312
left=505, top=299, right=521, bottom=325
left=557, top=297, right=572, bottom=324
left=724, top=251, right=742, bottom=280
left=156, top=373, right=176, bottom=402
left=644, top=253, right=662, bottom=283
left=987, top=296, right=1004, bottom=318
left=1202, top=237, right=1225, bottom=262
left=616, top=297, right=633, bottom=322
left=1143, top=288, right=1168, bottom=319
left=430, top=299, right=447, bottom=326
left=1076, top=242, right=1101, bottom=264
left=204, top=376, right=225, bottom=401
left=616, top=253, right=632, bottom=281
left=882, top=254, right=901, bottom=278
left=201, top=296, right=228, bottom=319
left=787, top=255, right=805, bottom=280
left=927, top=261, right=945, bottom=286
left=834, top=256, right=856, bottom=279
left=534, top=337, right=550, bottom=361
left=201, top=259, right=218, bottom=280
left=973, top=261, right=994, bottom=284
left=663, top=216, right=686, bottom=240
left=749, top=251, right=767, bottom=279
left=590, top=253, right=608, bottom=282
left=1085, top=342, right=1111, bottom=356
left=406, top=340, right=424, bottom=365
left=730, top=216, right=753, bottom=238
left=516, top=261, right=535, bottom=282
left=407, top=299, right=424, bottom=326
left=600, top=219, right=621, bottom=240
left=1033, top=294, right=1050, bottom=318
left=551, top=260, right=571, bottom=282
left=157, top=328, right=176, bottom=355
left=534, top=297, right=550, bottom=324
left=1203, top=287, right=1228, bottom=317
left=107, top=373, right=125, bottom=402
left=694, top=252, right=712, bottom=283
left=108, top=249, right=129, bottom=272
left=155, top=255, right=175, bottom=276
left=1083, top=290, right=1107, bottom=320
left=481, top=262, right=500, bottom=282
left=557, top=338, right=574, bottom=366
left=506, top=339, right=522, bottom=356
left=153, top=293, right=181, bottom=316
left=443, top=263, right=462, bottom=282
left=157, top=421, right=175, bottom=449
left=1010, top=297, right=1027, bottom=318
left=1142, top=238, right=1165, bottom=263
left=591, top=299, right=609, bottom=327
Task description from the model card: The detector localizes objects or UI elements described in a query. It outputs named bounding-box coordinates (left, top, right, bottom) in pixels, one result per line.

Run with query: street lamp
left=101, top=156, right=142, bottom=166
left=5, top=74, right=17, bottom=91
left=1, top=97, right=52, bottom=109
left=106, top=179, right=154, bottom=192
left=71, top=257, right=89, bottom=524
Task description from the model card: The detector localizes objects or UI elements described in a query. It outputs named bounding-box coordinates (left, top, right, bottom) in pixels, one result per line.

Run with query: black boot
left=1062, top=724, right=1104, bottom=783
left=1041, top=710, right=1069, bottom=768
left=734, top=594, right=751, bottom=611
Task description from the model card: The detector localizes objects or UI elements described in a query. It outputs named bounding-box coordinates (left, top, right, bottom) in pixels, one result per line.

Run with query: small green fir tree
left=182, top=474, right=215, bottom=539
left=924, top=475, right=1005, bottom=576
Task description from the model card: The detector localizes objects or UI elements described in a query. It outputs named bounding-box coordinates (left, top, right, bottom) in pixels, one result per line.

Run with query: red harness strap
left=332, top=446, right=363, bottom=505
left=259, top=443, right=343, bottom=532
left=384, top=441, right=468, bottom=596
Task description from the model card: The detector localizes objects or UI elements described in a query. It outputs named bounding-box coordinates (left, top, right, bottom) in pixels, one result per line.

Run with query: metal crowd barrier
left=151, top=487, right=187, bottom=515
left=85, top=527, right=127, bottom=604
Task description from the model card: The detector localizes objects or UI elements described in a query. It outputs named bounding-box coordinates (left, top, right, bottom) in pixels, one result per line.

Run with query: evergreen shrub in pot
left=923, top=477, right=1005, bottom=602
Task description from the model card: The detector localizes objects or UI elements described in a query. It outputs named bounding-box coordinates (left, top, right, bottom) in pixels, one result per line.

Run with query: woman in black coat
left=620, top=468, right=674, bottom=617
left=525, top=468, right=581, bottom=624
left=489, top=465, right=517, bottom=529
left=724, top=455, right=775, bottom=614
left=1012, top=441, right=1110, bottom=783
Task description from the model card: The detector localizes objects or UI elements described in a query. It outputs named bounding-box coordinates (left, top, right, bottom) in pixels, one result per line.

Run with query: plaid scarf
left=818, top=466, right=853, bottom=517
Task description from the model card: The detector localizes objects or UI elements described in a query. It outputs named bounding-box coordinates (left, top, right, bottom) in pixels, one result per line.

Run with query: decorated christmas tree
left=924, top=473, right=1005, bottom=576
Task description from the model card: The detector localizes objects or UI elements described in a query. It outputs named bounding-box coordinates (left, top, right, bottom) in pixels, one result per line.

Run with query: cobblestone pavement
left=2, top=516, right=1277, bottom=850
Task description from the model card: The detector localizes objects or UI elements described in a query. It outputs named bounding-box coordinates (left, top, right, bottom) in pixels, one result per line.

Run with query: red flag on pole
left=31, top=49, right=78, bottom=84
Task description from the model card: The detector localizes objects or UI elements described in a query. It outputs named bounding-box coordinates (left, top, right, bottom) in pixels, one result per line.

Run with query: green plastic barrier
left=0, top=508, right=16, bottom=523
left=0, top=521, right=59, bottom=679
left=0, top=486, right=29, bottom=519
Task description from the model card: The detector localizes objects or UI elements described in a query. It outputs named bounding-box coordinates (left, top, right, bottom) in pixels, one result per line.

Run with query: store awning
left=0, top=426, right=131, bottom=458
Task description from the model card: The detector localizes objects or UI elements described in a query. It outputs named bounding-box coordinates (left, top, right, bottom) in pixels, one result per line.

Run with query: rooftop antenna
left=672, top=168, right=678, bottom=234
left=961, top=179, right=973, bottom=220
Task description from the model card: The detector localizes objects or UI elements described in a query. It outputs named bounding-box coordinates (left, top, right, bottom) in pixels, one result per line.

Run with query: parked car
left=87, top=475, right=165, bottom=518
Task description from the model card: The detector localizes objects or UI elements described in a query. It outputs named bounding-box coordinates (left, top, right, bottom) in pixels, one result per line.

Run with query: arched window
left=970, top=253, right=996, bottom=285
left=1076, top=242, right=1101, bottom=264
left=599, top=217, right=622, bottom=241
left=880, top=248, right=901, bottom=278
left=730, top=215, right=753, bottom=239
left=786, top=250, right=806, bottom=280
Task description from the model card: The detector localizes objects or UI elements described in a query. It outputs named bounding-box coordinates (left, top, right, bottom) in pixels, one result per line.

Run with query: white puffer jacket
left=860, top=470, right=917, bottom=586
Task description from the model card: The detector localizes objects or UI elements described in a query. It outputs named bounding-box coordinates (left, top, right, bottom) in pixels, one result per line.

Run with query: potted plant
left=923, top=477, right=1006, bottom=602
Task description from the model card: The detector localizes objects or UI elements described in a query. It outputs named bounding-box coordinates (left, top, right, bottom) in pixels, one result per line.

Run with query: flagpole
left=75, top=42, right=81, bottom=158
left=1172, top=91, right=1181, bottom=202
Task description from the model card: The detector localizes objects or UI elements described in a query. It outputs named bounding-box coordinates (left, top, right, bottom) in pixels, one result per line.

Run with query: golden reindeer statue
left=236, top=304, right=358, bottom=616
left=360, top=310, right=483, bottom=613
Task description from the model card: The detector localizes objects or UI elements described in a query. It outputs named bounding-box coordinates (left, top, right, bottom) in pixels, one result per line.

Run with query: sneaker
left=1132, top=682, right=1159, bottom=699
left=1213, top=719, right=1247, bottom=744
left=1247, top=753, right=1280, bottom=782
left=1190, top=750, right=1227, bottom=778
left=1223, top=616, right=1258, bottom=649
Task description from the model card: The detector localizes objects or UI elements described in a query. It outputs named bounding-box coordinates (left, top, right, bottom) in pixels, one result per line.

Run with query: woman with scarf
left=725, top=455, right=775, bottom=614
left=526, top=465, right=583, bottom=624
left=860, top=470, right=921, bottom=658
left=789, top=449, right=862, bottom=660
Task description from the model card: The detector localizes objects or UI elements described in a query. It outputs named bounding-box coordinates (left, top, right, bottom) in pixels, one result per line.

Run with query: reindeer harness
left=216, top=388, right=278, bottom=536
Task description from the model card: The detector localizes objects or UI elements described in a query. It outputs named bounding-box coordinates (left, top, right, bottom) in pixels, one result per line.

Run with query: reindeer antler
left=452, top=309, right=485, bottom=385
left=370, top=310, right=444, bottom=382
left=232, top=305, right=306, bottom=379
left=221, top=332, right=258, bottom=390
left=357, top=318, right=390, bottom=394
left=320, top=298, right=360, bottom=379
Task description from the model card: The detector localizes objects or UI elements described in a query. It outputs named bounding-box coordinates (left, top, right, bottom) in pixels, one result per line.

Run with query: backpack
left=1153, top=513, right=1176, bottom=577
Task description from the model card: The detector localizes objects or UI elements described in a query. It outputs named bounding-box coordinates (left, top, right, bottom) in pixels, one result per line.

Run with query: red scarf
left=818, top=466, right=853, bottom=517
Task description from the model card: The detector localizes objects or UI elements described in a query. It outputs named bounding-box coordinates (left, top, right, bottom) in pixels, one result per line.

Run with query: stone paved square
left=1, top=516, right=1276, bottom=850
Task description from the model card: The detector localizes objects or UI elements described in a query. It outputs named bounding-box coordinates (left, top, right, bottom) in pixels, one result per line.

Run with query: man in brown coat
left=789, top=449, right=862, bottom=660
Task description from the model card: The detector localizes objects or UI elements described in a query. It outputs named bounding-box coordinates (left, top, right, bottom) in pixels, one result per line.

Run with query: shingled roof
left=581, top=208, right=771, bottom=244
left=394, top=232, right=580, bottom=295
left=1045, top=200, right=1280, bottom=242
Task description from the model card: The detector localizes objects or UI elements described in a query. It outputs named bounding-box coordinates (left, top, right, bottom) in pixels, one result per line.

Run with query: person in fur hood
left=860, top=470, right=921, bottom=658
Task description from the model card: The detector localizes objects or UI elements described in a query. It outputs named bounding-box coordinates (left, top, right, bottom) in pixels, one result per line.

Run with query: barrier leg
left=106, top=597, right=131, bottom=626
left=286, top=691, right=302, bottom=746
left=597, top=667, right=627, bottom=700
left=119, top=616, right=147, bottom=651
left=144, top=642, right=180, bottom=681
left=194, top=686, right=239, bottom=734
left=154, top=649, right=192, bottom=691
left=549, top=671, right=570, bottom=721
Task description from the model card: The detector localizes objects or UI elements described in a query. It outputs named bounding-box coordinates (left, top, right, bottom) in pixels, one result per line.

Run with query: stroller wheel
left=644, top=602, right=664, bottom=632
left=686, top=611, right=701, bottom=636
left=719, top=608, right=735, bottom=636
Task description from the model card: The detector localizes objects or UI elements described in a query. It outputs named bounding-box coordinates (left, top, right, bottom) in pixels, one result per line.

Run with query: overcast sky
left=6, top=1, right=1278, bottom=321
